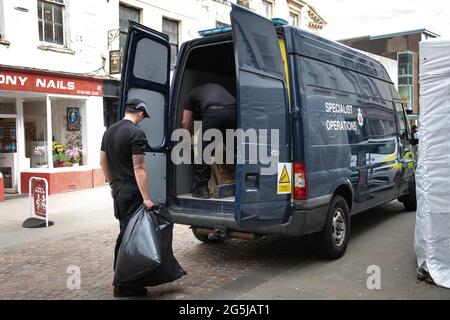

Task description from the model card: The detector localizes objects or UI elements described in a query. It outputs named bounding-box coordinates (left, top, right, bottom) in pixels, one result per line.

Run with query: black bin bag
left=114, top=205, right=186, bottom=287
left=113, top=205, right=162, bottom=286
left=135, top=206, right=187, bottom=287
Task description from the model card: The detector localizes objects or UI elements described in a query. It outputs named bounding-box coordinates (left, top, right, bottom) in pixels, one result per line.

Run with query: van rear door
left=230, top=4, right=291, bottom=226
left=120, top=22, right=170, bottom=205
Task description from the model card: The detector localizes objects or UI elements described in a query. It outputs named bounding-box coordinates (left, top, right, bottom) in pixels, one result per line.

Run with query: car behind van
left=120, top=4, right=417, bottom=259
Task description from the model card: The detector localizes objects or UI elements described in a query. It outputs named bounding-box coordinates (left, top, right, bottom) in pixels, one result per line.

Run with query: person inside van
left=181, top=83, right=237, bottom=198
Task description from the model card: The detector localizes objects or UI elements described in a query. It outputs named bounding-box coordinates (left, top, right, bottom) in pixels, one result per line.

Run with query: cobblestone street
left=1, top=187, right=449, bottom=300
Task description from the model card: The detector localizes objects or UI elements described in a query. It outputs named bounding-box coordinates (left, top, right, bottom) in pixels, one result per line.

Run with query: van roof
left=284, top=26, right=393, bottom=83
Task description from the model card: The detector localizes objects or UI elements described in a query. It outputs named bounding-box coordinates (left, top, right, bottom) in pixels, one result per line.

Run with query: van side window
left=301, top=57, right=359, bottom=93
left=395, top=102, right=409, bottom=140
left=366, top=100, right=397, bottom=137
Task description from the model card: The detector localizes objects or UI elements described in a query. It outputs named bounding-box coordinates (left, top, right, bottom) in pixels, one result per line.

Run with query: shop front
left=0, top=66, right=106, bottom=195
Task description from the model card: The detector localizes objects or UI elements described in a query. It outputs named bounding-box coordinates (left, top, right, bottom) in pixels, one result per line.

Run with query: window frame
left=397, top=51, right=414, bottom=111
left=119, top=2, right=141, bottom=58
left=162, top=17, right=179, bottom=70
left=0, top=0, right=5, bottom=40
left=289, top=12, right=299, bottom=27
left=261, top=0, right=273, bottom=19
left=37, top=0, right=66, bottom=46
left=394, top=102, right=411, bottom=141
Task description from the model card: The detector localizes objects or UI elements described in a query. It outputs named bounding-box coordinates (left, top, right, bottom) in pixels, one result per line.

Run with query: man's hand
left=143, top=199, right=154, bottom=210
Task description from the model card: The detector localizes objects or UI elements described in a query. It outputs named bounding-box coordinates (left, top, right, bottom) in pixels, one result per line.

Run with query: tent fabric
left=415, top=38, right=450, bottom=288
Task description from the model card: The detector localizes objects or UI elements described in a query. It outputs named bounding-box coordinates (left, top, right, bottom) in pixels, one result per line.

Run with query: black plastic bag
left=135, top=206, right=186, bottom=287
left=113, top=205, right=162, bottom=286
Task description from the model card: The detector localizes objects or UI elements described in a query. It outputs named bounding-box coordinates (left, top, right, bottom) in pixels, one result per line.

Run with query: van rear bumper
left=169, top=196, right=330, bottom=237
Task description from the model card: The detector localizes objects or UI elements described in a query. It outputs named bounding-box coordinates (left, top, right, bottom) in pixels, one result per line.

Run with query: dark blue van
left=120, top=4, right=417, bottom=259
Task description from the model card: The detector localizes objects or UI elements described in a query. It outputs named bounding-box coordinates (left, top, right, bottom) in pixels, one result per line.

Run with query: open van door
left=231, top=5, right=291, bottom=226
left=120, top=22, right=170, bottom=205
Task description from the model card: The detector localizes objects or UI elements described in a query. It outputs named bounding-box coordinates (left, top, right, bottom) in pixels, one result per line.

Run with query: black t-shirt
left=101, top=119, right=147, bottom=183
left=184, top=83, right=236, bottom=114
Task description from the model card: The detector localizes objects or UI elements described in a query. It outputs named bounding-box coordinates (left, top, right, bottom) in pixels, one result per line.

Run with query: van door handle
left=245, top=173, right=259, bottom=191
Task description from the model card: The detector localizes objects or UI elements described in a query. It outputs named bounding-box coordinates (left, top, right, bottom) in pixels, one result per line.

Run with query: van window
left=366, top=100, right=397, bottom=137
left=133, top=38, right=168, bottom=85
left=300, top=57, right=360, bottom=94
left=395, top=102, right=409, bottom=140
left=358, top=75, right=392, bottom=100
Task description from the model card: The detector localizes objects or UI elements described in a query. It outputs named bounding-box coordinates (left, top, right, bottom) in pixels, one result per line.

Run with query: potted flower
left=33, top=146, right=48, bottom=168
left=52, top=141, right=67, bottom=167
left=65, top=147, right=83, bottom=167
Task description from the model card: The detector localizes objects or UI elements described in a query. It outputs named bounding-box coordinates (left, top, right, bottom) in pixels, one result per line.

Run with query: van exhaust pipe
left=194, top=227, right=265, bottom=241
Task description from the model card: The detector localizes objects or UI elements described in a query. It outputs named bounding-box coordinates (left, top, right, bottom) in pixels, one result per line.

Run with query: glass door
left=0, top=98, right=18, bottom=192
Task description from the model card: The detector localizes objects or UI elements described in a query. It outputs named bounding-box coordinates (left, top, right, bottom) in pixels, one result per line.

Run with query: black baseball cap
left=125, top=98, right=150, bottom=118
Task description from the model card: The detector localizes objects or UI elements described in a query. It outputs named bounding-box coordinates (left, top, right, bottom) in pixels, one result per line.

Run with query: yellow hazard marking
left=279, top=165, right=290, bottom=184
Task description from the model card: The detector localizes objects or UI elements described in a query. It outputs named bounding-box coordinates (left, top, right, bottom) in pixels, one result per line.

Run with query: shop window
left=51, top=99, right=86, bottom=168
left=162, top=18, right=179, bottom=69
left=37, top=0, right=65, bottom=45
left=119, top=3, right=141, bottom=60
left=0, top=102, right=16, bottom=114
left=24, top=99, right=49, bottom=168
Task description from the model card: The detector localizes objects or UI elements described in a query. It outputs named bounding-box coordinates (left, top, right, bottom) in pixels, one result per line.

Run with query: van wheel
left=315, top=195, right=350, bottom=259
left=399, top=192, right=417, bottom=211
left=192, top=227, right=225, bottom=243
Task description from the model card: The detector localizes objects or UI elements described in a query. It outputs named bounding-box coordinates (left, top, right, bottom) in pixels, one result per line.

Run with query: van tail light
left=294, top=162, right=307, bottom=200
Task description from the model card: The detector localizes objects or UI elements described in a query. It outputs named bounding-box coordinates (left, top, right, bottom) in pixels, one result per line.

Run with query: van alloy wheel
left=332, top=208, right=346, bottom=247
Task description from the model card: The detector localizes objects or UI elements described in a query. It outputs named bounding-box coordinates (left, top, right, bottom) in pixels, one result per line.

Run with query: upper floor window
left=398, top=51, right=414, bottom=110
left=37, top=0, right=65, bottom=45
left=0, top=0, right=4, bottom=40
left=119, top=3, right=141, bottom=57
left=237, top=0, right=250, bottom=7
left=162, top=18, right=179, bottom=69
left=289, top=12, right=299, bottom=27
left=262, top=0, right=273, bottom=19
left=216, top=21, right=229, bottom=28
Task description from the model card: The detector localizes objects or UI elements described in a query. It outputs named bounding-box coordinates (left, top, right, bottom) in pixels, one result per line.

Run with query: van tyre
left=192, top=227, right=224, bottom=243
left=315, top=195, right=350, bottom=259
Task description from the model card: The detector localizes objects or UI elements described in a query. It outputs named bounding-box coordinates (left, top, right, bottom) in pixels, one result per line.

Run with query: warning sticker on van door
left=277, top=163, right=292, bottom=194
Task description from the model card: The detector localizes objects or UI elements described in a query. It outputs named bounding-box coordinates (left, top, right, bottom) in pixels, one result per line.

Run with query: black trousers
left=112, top=180, right=143, bottom=275
left=192, top=107, right=237, bottom=190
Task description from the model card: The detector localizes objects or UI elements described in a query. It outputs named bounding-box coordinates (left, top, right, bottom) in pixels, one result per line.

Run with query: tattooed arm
left=132, top=154, right=154, bottom=209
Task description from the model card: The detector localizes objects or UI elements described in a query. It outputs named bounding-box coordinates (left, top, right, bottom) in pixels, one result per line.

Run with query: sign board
left=0, top=68, right=103, bottom=96
left=67, top=107, right=81, bottom=131
left=109, top=50, right=121, bottom=74
left=277, top=163, right=292, bottom=194
left=32, top=179, right=47, bottom=218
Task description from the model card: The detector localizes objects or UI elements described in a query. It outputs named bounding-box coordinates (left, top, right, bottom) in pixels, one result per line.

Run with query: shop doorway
left=0, top=97, right=18, bottom=193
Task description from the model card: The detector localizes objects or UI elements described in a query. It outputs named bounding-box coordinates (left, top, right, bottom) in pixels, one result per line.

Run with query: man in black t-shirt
left=100, top=98, right=154, bottom=297
left=181, top=83, right=237, bottom=198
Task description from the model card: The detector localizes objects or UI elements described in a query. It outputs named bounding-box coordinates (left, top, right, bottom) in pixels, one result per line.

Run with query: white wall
left=84, top=96, right=104, bottom=168
left=0, top=0, right=115, bottom=74
left=0, top=0, right=325, bottom=76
